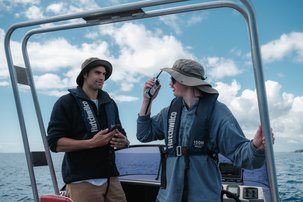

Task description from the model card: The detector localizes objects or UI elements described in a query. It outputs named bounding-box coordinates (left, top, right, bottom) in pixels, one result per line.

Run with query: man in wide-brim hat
left=137, top=58, right=274, bottom=202
left=47, top=57, right=128, bottom=202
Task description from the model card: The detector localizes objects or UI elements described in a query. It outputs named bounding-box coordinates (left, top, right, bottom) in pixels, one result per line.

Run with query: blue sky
left=0, top=0, right=302, bottom=153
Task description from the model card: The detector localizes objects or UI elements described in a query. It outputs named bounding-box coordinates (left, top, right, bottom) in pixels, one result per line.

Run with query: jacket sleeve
left=136, top=107, right=167, bottom=143
left=47, top=96, right=73, bottom=152
left=210, top=102, right=265, bottom=169
left=112, top=100, right=127, bottom=136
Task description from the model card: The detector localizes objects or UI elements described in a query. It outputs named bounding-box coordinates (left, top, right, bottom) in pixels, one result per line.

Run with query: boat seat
left=40, top=195, right=73, bottom=202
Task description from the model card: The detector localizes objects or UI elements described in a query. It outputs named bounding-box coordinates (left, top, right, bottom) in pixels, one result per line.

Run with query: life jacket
left=165, top=94, right=218, bottom=157
left=160, top=94, right=219, bottom=196
left=69, top=88, right=117, bottom=138
left=69, top=88, right=118, bottom=197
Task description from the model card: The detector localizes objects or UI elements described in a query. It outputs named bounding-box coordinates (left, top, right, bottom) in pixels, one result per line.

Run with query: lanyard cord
left=145, top=98, right=152, bottom=115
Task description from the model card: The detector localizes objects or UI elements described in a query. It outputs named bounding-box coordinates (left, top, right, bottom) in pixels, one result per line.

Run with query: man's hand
left=110, top=129, right=129, bottom=149
left=252, top=125, right=275, bottom=150
left=143, top=79, right=161, bottom=101
left=139, top=79, right=161, bottom=116
left=89, top=129, right=115, bottom=148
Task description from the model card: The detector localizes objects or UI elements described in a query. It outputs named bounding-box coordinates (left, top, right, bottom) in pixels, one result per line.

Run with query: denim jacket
left=137, top=99, right=265, bottom=202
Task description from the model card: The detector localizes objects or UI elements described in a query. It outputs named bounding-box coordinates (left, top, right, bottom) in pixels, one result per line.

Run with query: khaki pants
left=67, top=177, right=127, bottom=202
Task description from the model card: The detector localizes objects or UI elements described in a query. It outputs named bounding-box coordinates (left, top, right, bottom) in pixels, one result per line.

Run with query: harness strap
left=74, top=99, right=101, bottom=138
left=160, top=146, right=167, bottom=188
left=181, top=147, right=190, bottom=202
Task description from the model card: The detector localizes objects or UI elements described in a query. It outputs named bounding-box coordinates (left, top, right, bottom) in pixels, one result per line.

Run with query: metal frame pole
left=241, top=0, right=280, bottom=201
left=4, top=0, right=279, bottom=201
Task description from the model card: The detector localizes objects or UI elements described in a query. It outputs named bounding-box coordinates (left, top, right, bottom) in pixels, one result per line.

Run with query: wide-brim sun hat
left=76, top=57, right=112, bottom=86
left=161, top=59, right=218, bottom=94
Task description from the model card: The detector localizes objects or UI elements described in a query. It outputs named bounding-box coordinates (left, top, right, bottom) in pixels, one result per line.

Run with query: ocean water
left=0, top=152, right=302, bottom=202
left=274, top=152, right=303, bottom=201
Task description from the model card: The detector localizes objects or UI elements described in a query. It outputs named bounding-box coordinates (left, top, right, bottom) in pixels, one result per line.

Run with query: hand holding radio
left=140, top=70, right=163, bottom=115
left=145, top=70, right=162, bottom=99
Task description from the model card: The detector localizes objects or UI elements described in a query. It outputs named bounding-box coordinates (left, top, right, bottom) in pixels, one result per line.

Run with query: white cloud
left=160, top=15, right=182, bottom=35
left=0, top=29, right=8, bottom=78
left=215, top=80, right=241, bottom=104
left=0, top=0, right=40, bottom=11
left=28, top=38, right=97, bottom=71
left=159, top=13, right=206, bottom=35
left=1, top=22, right=192, bottom=94
left=0, top=28, right=25, bottom=80
left=24, top=5, right=44, bottom=20
left=34, top=73, right=70, bottom=90
left=25, top=38, right=113, bottom=90
left=205, top=57, right=242, bottom=79
left=13, top=0, right=40, bottom=4
left=28, top=37, right=113, bottom=70
left=261, top=32, right=303, bottom=63
left=110, top=94, right=139, bottom=103
left=266, top=81, right=293, bottom=116
left=7, top=0, right=100, bottom=19
left=1, top=22, right=192, bottom=95
left=215, top=80, right=259, bottom=132
left=216, top=80, right=303, bottom=150
left=98, top=23, right=193, bottom=78
left=85, top=32, right=99, bottom=40
left=230, top=47, right=243, bottom=57
left=96, top=23, right=193, bottom=92
left=0, top=81, right=10, bottom=86
left=46, top=3, right=64, bottom=14
left=44, top=0, right=100, bottom=16
left=45, top=90, right=68, bottom=97
left=186, top=14, right=205, bottom=26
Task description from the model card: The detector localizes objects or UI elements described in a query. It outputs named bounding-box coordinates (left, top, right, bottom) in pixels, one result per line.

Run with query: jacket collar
left=68, top=86, right=111, bottom=104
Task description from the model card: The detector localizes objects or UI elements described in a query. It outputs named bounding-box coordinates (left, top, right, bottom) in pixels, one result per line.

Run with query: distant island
left=294, top=149, right=303, bottom=153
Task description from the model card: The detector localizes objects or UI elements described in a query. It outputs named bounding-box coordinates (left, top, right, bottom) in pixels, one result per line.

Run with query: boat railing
left=4, top=0, right=279, bottom=201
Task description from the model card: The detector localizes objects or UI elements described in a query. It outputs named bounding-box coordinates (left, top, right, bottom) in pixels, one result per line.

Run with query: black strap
left=166, top=97, right=183, bottom=151
left=145, top=98, right=152, bottom=115
left=181, top=149, right=190, bottom=202
left=221, top=190, right=241, bottom=202
left=159, top=146, right=167, bottom=188
left=74, top=98, right=101, bottom=138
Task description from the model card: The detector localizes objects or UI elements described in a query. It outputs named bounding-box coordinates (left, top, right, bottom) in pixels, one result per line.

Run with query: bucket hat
left=162, top=59, right=218, bottom=94
left=76, top=57, right=112, bottom=86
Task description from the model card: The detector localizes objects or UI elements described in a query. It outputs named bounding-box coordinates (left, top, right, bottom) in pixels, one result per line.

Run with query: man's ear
left=83, top=73, right=88, bottom=79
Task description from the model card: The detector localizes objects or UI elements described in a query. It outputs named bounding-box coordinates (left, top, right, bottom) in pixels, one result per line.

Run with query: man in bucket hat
left=137, top=59, right=274, bottom=202
left=47, top=57, right=128, bottom=202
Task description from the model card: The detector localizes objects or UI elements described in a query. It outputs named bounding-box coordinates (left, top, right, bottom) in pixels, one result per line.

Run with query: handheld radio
left=145, top=70, right=162, bottom=98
